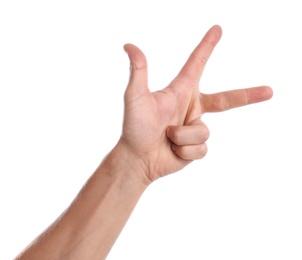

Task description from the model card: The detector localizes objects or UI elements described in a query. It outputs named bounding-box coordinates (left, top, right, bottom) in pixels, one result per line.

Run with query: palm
left=122, top=85, right=197, bottom=178
left=121, top=25, right=273, bottom=181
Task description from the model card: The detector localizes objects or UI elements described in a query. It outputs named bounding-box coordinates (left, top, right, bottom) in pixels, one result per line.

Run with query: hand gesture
left=119, top=25, right=273, bottom=183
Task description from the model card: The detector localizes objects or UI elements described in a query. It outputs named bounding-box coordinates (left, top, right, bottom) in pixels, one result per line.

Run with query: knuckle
left=202, top=38, right=216, bottom=48
left=196, top=143, right=207, bottom=159
left=219, top=93, right=231, bottom=111
left=196, top=123, right=210, bottom=143
left=200, top=125, right=210, bottom=142
left=191, top=52, right=208, bottom=66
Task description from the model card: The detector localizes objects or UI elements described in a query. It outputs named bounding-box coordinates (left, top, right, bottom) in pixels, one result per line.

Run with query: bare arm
left=15, top=25, right=273, bottom=260
left=15, top=146, right=148, bottom=260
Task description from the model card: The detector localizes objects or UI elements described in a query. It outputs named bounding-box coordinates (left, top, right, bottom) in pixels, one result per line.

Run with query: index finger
left=177, top=25, right=222, bottom=84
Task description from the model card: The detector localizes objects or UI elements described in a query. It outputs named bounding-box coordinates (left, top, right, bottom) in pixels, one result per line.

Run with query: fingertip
left=123, top=43, right=135, bottom=54
left=208, top=24, right=223, bottom=40
left=171, top=143, right=176, bottom=152
left=211, top=24, right=222, bottom=33
left=263, top=86, right=274, bottom=100
left=166, top=125, right=173, bottom=138
left=257, top=86, right=274, bottom=102
left=123, top=43, right=149, bottom=99
left=123, top=44, right=129, bottom=54
left=123, top=43, right=147, bottom=70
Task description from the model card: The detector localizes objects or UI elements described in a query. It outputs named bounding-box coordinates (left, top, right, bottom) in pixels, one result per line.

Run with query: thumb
left=123, top=43, right=149, bottom=100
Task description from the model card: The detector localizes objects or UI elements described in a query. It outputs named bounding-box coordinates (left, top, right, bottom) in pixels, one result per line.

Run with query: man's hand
left=119, top=25, right=273, bottom=183
left=15, top=25, right=273, bottom=260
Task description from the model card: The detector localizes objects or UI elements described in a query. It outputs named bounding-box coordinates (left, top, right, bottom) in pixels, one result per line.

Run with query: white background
left=0, top=0, right=301, bottom=259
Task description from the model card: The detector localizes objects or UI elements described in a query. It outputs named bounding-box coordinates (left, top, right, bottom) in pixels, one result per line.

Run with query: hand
left=118, top=25, right=273, bottom=183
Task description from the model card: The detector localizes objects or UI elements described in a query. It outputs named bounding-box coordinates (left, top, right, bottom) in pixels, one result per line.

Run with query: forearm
left=16, top=143, right=150, bottom=260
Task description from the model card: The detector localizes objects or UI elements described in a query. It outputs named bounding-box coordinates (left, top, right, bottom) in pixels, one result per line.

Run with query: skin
left=15, top=25, right=273, bottom=259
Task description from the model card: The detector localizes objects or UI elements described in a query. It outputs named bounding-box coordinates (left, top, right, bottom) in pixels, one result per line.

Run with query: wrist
left=102, top=139, right=152, bottom=187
